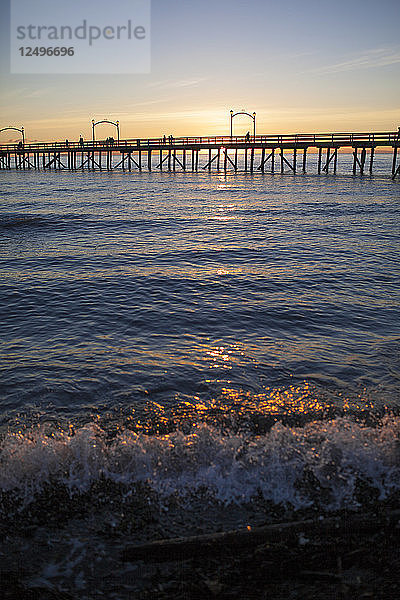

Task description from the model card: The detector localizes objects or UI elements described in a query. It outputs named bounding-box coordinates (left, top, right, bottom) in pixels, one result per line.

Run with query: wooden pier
left=1, top=131, right=399, bottom=178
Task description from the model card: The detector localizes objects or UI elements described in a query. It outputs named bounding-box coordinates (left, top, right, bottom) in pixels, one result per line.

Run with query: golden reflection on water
left=124, top=382, right=329, bottom=435
left=143, top=382, right=377, bottom=434
left=211, top=215, right=235, bottom=221
left=206, top=345, right=233, bottom=369
left=219, top=384, right=325, bottom=416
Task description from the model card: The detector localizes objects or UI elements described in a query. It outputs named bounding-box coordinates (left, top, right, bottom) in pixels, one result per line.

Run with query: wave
left=1, top=416, right=399, bottom=512
left=0, top=215, right=52, bottom=229
left=0, top=213, right=199, bottom=232
left=0, top=213, right=82, bottom=230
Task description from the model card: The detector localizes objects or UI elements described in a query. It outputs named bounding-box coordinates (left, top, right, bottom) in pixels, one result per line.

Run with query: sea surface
left=0, top=153, right=399, bottom=595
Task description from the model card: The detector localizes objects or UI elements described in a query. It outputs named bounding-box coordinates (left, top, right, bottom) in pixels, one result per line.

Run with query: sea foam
left=1, top=416, right=399, bottom=510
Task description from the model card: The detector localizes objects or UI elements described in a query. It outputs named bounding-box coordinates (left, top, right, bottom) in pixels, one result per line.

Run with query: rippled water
left=1, top=157, right=399, bottom=417
left=0, top=156, right=399, bottom=595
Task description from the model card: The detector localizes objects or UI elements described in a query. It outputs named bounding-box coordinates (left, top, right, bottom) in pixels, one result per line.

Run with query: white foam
left=1, top=416, right=399, bottom=509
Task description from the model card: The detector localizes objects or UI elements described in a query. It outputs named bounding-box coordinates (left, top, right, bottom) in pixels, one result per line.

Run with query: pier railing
left=0, top=131, right=399, bottom=151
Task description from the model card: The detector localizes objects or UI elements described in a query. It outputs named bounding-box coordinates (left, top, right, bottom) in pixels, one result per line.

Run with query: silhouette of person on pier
left=245, top=131, right=250, bottom=142
left=65, top=139, right=69, bottom=147
left=169, top=135, right=173, bottom=144
left=79, top=135, right=84, bottom=147
left=17, top=141, right=23, bottom=149
left=163, top=135, right=166, bottom=144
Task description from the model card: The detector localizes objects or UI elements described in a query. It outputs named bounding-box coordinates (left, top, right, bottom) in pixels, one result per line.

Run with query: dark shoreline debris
left=122, top=509, right=400, bottom=562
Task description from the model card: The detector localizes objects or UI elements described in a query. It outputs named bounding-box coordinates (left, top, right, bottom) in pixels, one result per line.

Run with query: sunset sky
left=0, top=0, right=399, bottom=142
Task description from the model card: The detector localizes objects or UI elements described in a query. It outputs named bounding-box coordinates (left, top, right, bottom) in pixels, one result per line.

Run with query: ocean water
left=0, top=154, right=400, bottom=595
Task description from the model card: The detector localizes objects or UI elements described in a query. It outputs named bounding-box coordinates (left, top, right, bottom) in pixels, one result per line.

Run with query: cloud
left=308, top=47, right=400, bottom=75
left=117, top=107, right=227, bottom=124
left=146, top=77, right=207, bottom=90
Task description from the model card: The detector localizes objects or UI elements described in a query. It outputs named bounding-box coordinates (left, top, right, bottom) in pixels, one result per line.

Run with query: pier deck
left=1, top=131, right=399, bottom=178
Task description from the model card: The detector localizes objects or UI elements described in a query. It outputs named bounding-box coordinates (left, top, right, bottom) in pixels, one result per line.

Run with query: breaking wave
left=1, top=415, right=400, bottom=511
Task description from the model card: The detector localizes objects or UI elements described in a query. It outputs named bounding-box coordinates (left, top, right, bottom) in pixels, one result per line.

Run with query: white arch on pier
left=230, top=110, right=256, bottom=139
left=0, top=126, right=25, bottom=144
left=92, top=119, right=120, bottom=143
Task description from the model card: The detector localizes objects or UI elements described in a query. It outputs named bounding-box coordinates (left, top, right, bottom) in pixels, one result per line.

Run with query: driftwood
left=121, top=509, right=400, bottom=563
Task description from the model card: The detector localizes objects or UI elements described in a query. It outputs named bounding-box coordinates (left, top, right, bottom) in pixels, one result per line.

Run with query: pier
left=0, top=131, right=399, bottom=178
